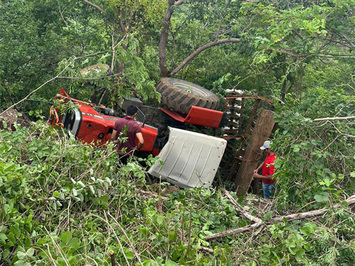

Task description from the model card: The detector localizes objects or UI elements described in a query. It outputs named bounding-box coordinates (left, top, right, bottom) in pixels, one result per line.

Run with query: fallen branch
left=137, top=189, right=168, bottom=200
left=224, top=190, right=262, bottom=224
left=245, top=224, right=266, bottom=245
left=272, top=195, right=355, bottom=223
left=206, top=222, right=263, bottom=240
left=199, top=246, right=214, bottom=254
left=206, top=194, right=355, bottom=241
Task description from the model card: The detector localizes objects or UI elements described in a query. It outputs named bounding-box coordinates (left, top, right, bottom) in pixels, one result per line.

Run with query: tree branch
left=206, top=194, right=355, bottom=241
left=224, top=190, right=262, bottom=224
left=272, top=195, right=355, bottom=223
left=81, top=0, right=105, bottom=14
left=314, top=116, right=355, bottom=122
left=169, top=38, right=240, bottom=76
left=174, top=0, right=185, bottom=6
left=277, top=48, right=355, bottom=59
left=206, top=222, right=263, bottom=240
left=317, top=54, right=355, bottom=59
left=215, top=0, right=231, bottom=40
left=0, top=60, right=73, bottom=116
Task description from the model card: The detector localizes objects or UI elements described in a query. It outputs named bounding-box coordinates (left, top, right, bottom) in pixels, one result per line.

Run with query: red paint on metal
left=52, top=89, right=158, bottom=153
left=160, top=106, right=223, bottom=128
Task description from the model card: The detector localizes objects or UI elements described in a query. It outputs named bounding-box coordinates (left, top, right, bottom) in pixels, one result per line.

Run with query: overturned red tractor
left=50, top=78, right=227, bottom=188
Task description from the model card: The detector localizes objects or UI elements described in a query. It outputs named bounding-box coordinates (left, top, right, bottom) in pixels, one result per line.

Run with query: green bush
left=0, top=120, right=353, bottom=265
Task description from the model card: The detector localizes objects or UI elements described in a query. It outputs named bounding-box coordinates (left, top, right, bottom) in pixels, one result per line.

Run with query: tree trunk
left=235, top=109, right=275, bottom=197
left=158, top=0, right=175, bottom=77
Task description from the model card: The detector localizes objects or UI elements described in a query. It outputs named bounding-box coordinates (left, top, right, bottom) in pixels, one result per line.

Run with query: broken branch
left=272, top=195, right=355, bottom=223
left=207, top=194, right=354, bottom=241
left=206, top=222, right=263, bottom=240
left=224, top=190, right=262, bottom=224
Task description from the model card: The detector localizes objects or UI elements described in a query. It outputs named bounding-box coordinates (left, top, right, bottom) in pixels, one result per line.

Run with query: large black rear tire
left=156, top=78, right=220, bottom=114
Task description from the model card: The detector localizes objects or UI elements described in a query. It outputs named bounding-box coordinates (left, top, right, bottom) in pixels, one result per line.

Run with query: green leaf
left=17, top=251, right=26, bottom=260
left=60, top=231, right=72, bottom=245
left=123, top=247, right=134, bottom=260
left=263, top=211, right=273, bottom=221
left=68, top=256, right=76, bottom=265
left=10, top=225, right=20, bottom=237
left=68, top=237, right=80, bottom=251
left=165, top=259, right=179, bottom=266
left=89, top=185, right=95, bottom=195
left=0, top=233, right=8, bottom=243
left=314, top=192, right=329, bottom=202
left=14, top=260, right=31, bottom=266
left=156, top=215, right=164, bottom=225
left=292, top=145, right=300, bottom=153
left=26, top=248, right=34, bottom=257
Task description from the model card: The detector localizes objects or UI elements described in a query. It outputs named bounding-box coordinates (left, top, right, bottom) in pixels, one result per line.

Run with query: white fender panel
left=148, top=127, right=227, bottom=188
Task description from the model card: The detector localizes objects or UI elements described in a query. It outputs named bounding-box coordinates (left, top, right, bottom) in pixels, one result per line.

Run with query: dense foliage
left=0, top=0, right=354, bottom=264
left=0, top=122, right=354, bottom=265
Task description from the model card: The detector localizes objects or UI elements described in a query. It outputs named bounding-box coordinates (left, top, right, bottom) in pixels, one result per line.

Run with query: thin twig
left=91, top=213, right=130, bottom=265
left=44, top=226, right=70, bottom=266
left=244, top=224, right=266, bottom=245
left=106, top=212, right=143, bottom=266
left=1, top=61, right=73, bottom=116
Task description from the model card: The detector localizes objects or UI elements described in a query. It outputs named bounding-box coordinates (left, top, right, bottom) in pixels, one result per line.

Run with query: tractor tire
left=156, top=78, right=220, bottom=114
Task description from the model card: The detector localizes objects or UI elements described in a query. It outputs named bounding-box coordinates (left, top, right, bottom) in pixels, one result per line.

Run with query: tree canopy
left=0, top=0, right=354, bottom=265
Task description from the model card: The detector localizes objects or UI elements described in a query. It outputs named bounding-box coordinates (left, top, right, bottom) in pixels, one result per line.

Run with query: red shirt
left=113, top=117, right=141, bottom=155
left=262, top=153, right=276, bottom=184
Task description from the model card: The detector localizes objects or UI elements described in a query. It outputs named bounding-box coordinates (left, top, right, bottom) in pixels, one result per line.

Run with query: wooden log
left=235, top=109, right=275, bottom=197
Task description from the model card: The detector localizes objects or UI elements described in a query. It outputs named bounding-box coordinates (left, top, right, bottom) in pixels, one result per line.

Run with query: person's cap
left=260, top=140, right=271, bottom=150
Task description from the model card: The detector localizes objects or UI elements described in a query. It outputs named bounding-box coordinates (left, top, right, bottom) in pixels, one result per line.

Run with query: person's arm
left=254, top=162, right=264, bottom=175
left=110, top=129, right=118, bottom=141
left=254, top=159, right=276, bottom=180
left=135, top=132, right=144, bottom=150
left=253, top=173, right=274, bottom=180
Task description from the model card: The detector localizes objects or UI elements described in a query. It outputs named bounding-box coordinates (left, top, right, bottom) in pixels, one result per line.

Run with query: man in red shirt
left=110, top=105, right=144, bottom=164
left=253, top=140, right=277, bottom=199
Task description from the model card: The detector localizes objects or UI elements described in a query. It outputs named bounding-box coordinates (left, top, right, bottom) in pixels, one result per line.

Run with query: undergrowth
left=0, top=121, right=354, bottom=265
